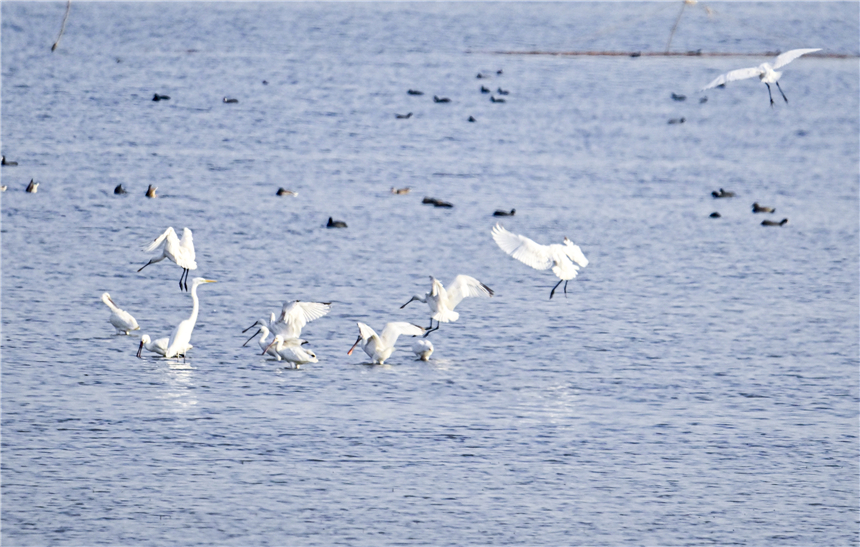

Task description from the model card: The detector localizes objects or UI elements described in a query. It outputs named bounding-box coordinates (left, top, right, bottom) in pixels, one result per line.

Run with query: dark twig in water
left=51, top=0, right=72, bottom=52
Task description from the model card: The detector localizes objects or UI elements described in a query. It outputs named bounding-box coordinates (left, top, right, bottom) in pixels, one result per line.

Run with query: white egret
left=412, top=339, right=434, bottom=361
left=137, top=334, right=169, bottom=358
left=347, top=321, right=425, bottom=365
left=163, top=277, right=216, bottom=358
left=262, top=335, right=318, bottom=366
left=138, top=227, right=197, bottom=291
left=101, top=292, right=140, bottom=335
left=701, top=48, right=821, bottom=107
left=401, top=275, right=493, bottom=335
left=492, top=223, right=589, bottom=300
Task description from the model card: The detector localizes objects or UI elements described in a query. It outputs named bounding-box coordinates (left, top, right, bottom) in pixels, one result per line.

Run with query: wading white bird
left=137, top=334, right=169, bottom=358
left=492, top=223, right=588, bottom=300
left=101, top=292, right=140, bottom=335
left=138, top=227, right=197, bottom=291
left=163, top=277, right=216, bottom=358
left=400, top=275, right=493, bottom=335
left=242, top=320, right=280, bottom=359
left=347, top=321, right=425, bottom=365
left=701, top=48, right=821, bottom=107
left=262, top=335, right=318, bottom=366
left=412, top=339, right=434, bottom=361
left=243, top=300, right=331, bottom=343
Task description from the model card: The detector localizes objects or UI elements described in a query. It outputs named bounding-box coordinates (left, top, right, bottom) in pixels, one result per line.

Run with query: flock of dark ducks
left=710, top=188, right=788, bottom=226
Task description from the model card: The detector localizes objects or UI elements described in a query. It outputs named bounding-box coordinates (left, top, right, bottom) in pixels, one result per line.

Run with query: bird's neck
left=189, top=284, right=200, bottom=324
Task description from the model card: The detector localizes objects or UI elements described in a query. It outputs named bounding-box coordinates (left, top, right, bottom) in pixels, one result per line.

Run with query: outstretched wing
left=356, top=322, right=378, bottom=342
left=701, top=66, right=762, bottom=90
left=143, top=226, right=178, bottom=253
left=446, top=275, right=493, bottom=309
left=380, top=322, right=425, bottom=347
left=492, top=223, right=553, bottom=271
left=277, top=301, right=332, bottom=339
left=773, top=48, right=821, bottom=70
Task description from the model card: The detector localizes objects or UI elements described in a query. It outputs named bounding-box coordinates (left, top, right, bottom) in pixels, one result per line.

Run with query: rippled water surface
left=2, top=2, right=858, bottom=545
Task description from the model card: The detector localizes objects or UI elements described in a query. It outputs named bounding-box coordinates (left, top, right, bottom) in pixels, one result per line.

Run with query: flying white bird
left=401, top=275, right=493, bottom=335
left=101, top=292, right=140, bottom=335
left=347, top=321, right=425, bottom=365
left=137, top=334, right=169, bottom=358
left=412, top=339, right=434, bottom=361
left=492, top=223, right=588, bottom=299
left=163, top=277, right=216, bottom=358
left=138, top=227, right=198, bottom=291
left=262, top=335, right=319, bottom=366
left=701, top=48, right=821, bottom=107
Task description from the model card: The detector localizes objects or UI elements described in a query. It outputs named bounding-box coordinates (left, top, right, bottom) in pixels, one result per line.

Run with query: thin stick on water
left=665, top=0, right=688, bottom=54
left=51, top=0, right=72, bottom=52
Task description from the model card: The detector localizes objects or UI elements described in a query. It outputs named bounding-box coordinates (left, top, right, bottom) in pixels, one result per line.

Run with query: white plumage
left=137, top=334, right=169, bottom=358
left=492, top=223, right=588, bottom=299
left=412, top=339, right=434, bottom=361
left=262, top=335, right=319, bottom=366
left=701, top=48, right=821, bottom=106
left=101, top=292, right=139, bottom=335
left=401, top=275, right=493, bottom=335
left=163, top=277, right=216, bottom=358
left=347, top=321, right=425, bottom=365
left=243, top=300, right=331, bottom=347
left=138, top=227, right=198, bottom=291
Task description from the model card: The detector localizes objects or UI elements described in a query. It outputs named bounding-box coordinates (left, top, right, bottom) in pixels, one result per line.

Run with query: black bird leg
left=549, top=279, right=563, bottom=300
left=424, top=319, right=439, bottom=337
left=775, top=81, right=788, bottom=103
left=563, top=280, right=569, bottom=297
left=766, top=83, right=774, bottom=107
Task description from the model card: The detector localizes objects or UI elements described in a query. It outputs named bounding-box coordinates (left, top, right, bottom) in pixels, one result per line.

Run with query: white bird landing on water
left=159, top=277, right=216, bottom=359
left=138, top=227, right=197, bottom=291
left=412, top=339, right=434, bottom=361
left=262, top=335, right=318, bottom=366
left=401, top=275, right=493, bottom=336
left=492, top=223, right=589, bottom=300
left=701, top=48, right=821, bottom=107
left=347, top=321, right=425, bottom=365
left=101, top=292, right=140, bottom=335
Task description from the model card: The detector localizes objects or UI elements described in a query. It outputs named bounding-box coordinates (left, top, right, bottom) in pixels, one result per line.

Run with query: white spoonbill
left=492, top=223, right=588, bottom=300
left=138, top=227, right=197, bottom=291
left=272, top=300, right=331, bottom=339
left=163, top=277, right=217, bottom=358
left=347, top=321, right=425, bottom=365
left=400, top=275, right=493, bottom=335
left=412, top=339, right=434, bottom=361
left=262, top=335, right=318, bottom=366
left=701, top=48, right=821, bottom=107
left=242, top=319, right=280, bottom=358
left=137, top=334, right=169, bottom=358
left=101, top=292, right=140, bottom=335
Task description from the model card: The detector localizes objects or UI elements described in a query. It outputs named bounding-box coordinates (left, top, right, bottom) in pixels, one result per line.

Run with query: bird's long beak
left=136, top=340, right=144, bottom=358
left=107, top=296, right=117, bottom=307
left=347, top=335, right=362, bottom=355
left=400, top=296, right=417, bottom=309
left=262, top=339, right=277, bottom=355
left=242, top=329, right=261, bottom=347
left=241, top=321, right=257, bottom=333
left=203, top=279, right=217, bottom=284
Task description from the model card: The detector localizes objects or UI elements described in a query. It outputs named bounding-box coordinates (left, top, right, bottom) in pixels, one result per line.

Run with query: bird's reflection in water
left=160, top=360, right=198, bottom=412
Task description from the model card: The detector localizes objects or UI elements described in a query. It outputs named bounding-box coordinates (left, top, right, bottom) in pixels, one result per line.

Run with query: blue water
left=2, top=2, right=858, bottom=545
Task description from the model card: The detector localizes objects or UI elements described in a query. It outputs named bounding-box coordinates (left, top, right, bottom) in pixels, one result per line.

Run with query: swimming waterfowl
left=327, top=217, right=347, bottom=228
left=493, top=209, right=516, bottom=217
left=407, top=89, right=424, bottom=95
left=2, top=155, right=17, bottom=166
left=468, top=116, right=476, bottom=122
left=490, top=96, right=505, bottom=103
left=391, top=187, right=411, bottom=195
left=114, top=184, right=128, bottom=194
left=433, top=95, right=451, bottom=103
left=671, top=92, right=686, bottom=101
left=152, top=93, right=170, bottom=101
left=480, top=85, right=490, bottom=93
left=422, top=197, right=452, bottom=208
left=668, top=117, right=685, bottom=124
left=761, top=218, right=788, bottom=226
left=497, top=88, right=509, bottom=95
left=26, top=179, right=38, bottom=193
left=276, top=188, right=297, bottom=196
left=711, top=188, right=735, bottom=198
left=709, top=212, right=721, bottom=218
left=395, top=112, right=412, bottom=119
left=223, top=97, right=239, bottom=103
left=146, top=184, right=157, bottom=198
left=1, top=186, right=6, bottom=192
left=752, top=202, right=775, bottom=213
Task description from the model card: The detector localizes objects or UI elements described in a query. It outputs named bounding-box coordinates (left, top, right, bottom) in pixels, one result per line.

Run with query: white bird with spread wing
left=243, top=300, right=331, bottom=346
left=701, top=48, right=821, bottom=107
left=101, top=292, right=140, bottom=335
left=347, top=321, right=425, bottom=365
left=138, top=227, right=198, bottom=291
left=401, top=275, right=493, bottom=335
left=492, top=223, right=588, bottom=300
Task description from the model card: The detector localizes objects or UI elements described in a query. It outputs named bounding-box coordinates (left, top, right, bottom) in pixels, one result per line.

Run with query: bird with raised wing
left=138, top=227, right=197, bottom=291
left=347, top=321, right=425, bottom=365
left=401, top=275, right=493, bottom=336
left=701, top=48, right=821, bottom=107
left=492, top=223, right=588, bottom=299
left=101, top=292, right=140, bottom=335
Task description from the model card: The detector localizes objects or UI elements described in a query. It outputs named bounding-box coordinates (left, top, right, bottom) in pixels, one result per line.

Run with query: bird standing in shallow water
left=137, top=334, right=169, bottom=358
left=101, top=292, right=140, bottom=335
left=138, top=227, right=197, bottom=291
left=492, top=223, right=589, bottom=300
left=701, top=48, right=821, bottom=107
left=262, top=335, right=318, bottom=366
left=347, top=322, right=425, bottom=365
left=163, top=277, right=217, bottom=358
